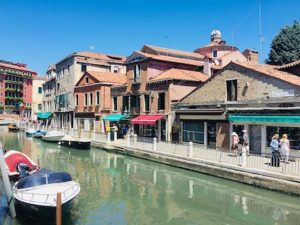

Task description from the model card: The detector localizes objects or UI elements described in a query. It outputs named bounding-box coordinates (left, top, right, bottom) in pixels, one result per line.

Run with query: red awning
left=131, top=115, right=164, bottom=125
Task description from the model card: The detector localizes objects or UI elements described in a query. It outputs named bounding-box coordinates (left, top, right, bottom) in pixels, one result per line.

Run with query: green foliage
left=267, top=21, right=300, bottom=65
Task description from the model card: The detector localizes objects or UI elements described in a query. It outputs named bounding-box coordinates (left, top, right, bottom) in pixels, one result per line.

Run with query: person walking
left=270, top=134, right=280, bottom=167
left=280, top=134, right=290, bottom=163
left=231, top=132, right=239, bottom=156
left=242, top=130, right=249, bottom=156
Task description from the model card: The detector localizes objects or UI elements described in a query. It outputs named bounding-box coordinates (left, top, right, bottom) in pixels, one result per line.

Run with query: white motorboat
left=13, top=168, right=80, bottom=221
left=42, top=131, right=65, bottom=142
left=59, top=135, right=91, bottom=149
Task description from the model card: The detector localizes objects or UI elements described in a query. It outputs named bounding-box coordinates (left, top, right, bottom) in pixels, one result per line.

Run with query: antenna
left=258, top=0, right=264, bottom=59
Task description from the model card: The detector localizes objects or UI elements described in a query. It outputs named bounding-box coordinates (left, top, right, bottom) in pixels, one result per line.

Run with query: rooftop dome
left=211, top=30, right=221, bottom=38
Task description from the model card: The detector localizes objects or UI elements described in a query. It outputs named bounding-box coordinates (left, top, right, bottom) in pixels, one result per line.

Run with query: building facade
left=42, top=65, right=57, bottom=113
left=111, top=45, right=208, bottom=141
left=74, top=71, right=126, bottom=132
left=0, top=60, right=37, bottom=117
left=52, top=51, right=126, bottom=129
left=176, top=61, right=300, bottom=153
left=32, top=76, right=46, bottom=117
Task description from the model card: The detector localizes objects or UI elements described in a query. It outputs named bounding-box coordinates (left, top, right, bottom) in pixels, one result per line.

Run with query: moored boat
left=13, top=168, right=80, bottom=221
left=8, top=123, right=19, bottom=132
left=33, top=130, right=47, bottom=138
left=25, top=129, right=37, bottom=136
left=3, top=150, right=38, bottom=181
left=42, top=130, right=65, bottom=142
left=59, top=135, right=91, bottom=149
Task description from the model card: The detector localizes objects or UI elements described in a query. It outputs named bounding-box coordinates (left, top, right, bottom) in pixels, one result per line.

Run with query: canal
left=1, top=128, right=300, bottom=225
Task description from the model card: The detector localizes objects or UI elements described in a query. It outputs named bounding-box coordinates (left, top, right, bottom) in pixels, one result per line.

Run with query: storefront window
left=266, top=126, right=300, bottom=150
left=183, top=121, right=204, bottom=143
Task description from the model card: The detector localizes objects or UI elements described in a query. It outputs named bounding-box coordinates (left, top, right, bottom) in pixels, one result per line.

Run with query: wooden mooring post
left=0, top=143, right=16, bottom=218
left=56, top=192, right=62, bottom=225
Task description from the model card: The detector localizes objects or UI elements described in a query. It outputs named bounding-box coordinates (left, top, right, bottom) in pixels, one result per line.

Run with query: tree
left=267, top=21, right=300, bottom=65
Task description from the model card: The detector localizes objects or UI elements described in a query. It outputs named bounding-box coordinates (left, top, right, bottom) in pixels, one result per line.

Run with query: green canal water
left=1, top=128, right=300, bottom=225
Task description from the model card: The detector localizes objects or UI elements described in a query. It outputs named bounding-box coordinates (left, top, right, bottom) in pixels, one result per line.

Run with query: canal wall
left=92, top=141, right=300, bottom=196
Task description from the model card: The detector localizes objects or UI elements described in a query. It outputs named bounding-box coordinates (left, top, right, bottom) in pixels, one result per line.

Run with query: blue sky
left=0, top=0, right=299, bottom=75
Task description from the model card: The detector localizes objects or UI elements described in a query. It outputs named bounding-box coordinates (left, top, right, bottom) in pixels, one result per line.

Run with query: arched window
left=84, top=93, right=88, bottom=106
left=96, top=91, right=100, bottom=105
left=75, top=95, right=78, bottom=106
left=90, top=93, right=93, bottom=105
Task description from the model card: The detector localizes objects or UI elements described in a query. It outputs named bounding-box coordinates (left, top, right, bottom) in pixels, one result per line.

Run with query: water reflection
left=1, top=130, right=300, bottom=225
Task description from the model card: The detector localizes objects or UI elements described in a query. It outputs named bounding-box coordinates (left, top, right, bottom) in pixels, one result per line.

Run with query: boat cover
left=16, top=168, right=72, bottom=189
left=4, top=150, right=36, bottom=173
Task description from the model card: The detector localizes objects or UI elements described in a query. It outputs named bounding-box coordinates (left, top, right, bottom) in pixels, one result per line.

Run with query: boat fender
left=58, top=141, right=61, bottom=145
left=69, top=141, right=71, bottom=146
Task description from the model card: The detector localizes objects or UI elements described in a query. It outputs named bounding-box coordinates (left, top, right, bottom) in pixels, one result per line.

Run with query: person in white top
left=280, top=134, right=290, bottom=163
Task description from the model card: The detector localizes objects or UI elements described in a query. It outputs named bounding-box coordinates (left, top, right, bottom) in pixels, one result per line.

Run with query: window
left=183, top=121, right=204, bottom=143
left=131, top=95, right=140, bottom=108
left=81, top=65, right=87, bottom=72
left=67, top=65, right=70, bottom=75
left=96, top=91, right=100, bottom=105
left=38, top=104, right=42, bottom=110
left=226, top=79, right=237, bottom=101
left=75, top=95, right=78, bottom=106
left=113, top=97, right=118, bottom=111
left=144, top=94, right=150, bottom=112
left=212, top=49, right=218, bottom=58
left=38, top=87, right=42, bottom=94
left=158, top=92, right=165, bottom=110
left=84, top=93, right=88, bottom=106
left=122, top=96, right=129, bottom=112
left=133, top=64, right=141, bottom=82
left=85, top=77, right=89, bottom=84
left=90, top=93, right=93, bottom=105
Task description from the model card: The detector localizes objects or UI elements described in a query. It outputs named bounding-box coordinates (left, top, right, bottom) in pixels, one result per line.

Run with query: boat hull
left=15, top=197, right=74, bottom=221
left=60, top=140, right=91, bottom=149
left=42, top=135, right=65, bottom=142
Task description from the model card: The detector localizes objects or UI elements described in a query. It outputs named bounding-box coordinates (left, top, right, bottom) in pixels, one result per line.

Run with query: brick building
left=74, top=71, right=126, bottom=132
left=176, top=61, right=300, bottom=152
left=0, top=60, right=37, bottom=117
left=111, top=45, right=208, bottom=141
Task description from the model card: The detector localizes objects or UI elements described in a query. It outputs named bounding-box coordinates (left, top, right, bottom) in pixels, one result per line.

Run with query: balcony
left=5, top=96, right=23, bottom=101
left=5, top=80, right=23, bottom=85
left=5, top=88, right=22, bottom=92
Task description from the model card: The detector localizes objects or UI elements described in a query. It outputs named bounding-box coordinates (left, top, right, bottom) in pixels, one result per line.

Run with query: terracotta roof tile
left=76, top=52, right=126, bottom=62
left=276, top=60, right=300, bottom=69
left=232, top=61, right=300, bottom=86
left=150, top=68, right=208, bottom=82
left=0, top=62, right=36, bottom=74
left=87, top=71, right=127, bottom=84
left=142, top=44, right=204, bottom=60
left=135, top=51, right=204, bottom=67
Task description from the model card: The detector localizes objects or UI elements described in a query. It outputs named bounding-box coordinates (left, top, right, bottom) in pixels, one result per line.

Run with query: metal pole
left=0, top=143, right=16, bottom=217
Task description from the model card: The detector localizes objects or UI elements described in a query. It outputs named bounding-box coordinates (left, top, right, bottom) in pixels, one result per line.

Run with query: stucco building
left=0, top=60, right=37, bottom=117
left=32, top=76, right=46, bottom=117
left=52, top=51, right=126, bottom=128
left=42, top=65, right=57, bottom=114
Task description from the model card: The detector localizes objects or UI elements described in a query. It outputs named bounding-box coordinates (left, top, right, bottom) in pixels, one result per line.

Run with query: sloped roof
left=232, top=61, right=300, bottom=86
left=76, top=52, right=126, bottom=62
left=276, top=60, right=300, bottom=69
left=142, top=44, right=204, bottom=60
left=149, top=68, right=208, bottom=82
left=87, top=71, right=127, bottom=84
left=130, top=51, right=204, bottom=67
left=0, top=61, right=36, bottom=74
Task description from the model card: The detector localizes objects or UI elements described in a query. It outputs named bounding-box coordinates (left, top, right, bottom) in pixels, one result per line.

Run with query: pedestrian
left=280, top=134, right=290, bottom=163
left=242, top=129, right=249, bottom=156
left=231, top=132, right=239, bottom=156
left=270, top=134, right=279, bottom=152
left=270, top=134, right=280, bottom=167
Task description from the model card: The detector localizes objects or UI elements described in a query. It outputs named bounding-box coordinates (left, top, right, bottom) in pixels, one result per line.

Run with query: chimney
left=243, top=49, right=258, bottom=64
left=203, top=58, right=212, bottom=77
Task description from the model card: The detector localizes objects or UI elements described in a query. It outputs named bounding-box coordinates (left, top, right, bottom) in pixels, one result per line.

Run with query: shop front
left=131, top=114, right=165, bottom=141
left=229, top=114, right=300, bottom=153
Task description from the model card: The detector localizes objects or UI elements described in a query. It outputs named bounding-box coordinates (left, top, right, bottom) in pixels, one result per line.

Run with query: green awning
left=37, top=112, right=52, bottom=119
left=228, top=115, right=300, bottom=124
left=103, top=114, right=128, bottom=122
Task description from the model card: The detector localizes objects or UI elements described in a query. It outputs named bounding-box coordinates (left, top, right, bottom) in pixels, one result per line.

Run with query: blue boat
left=13, top=168, right=80, bottom=221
